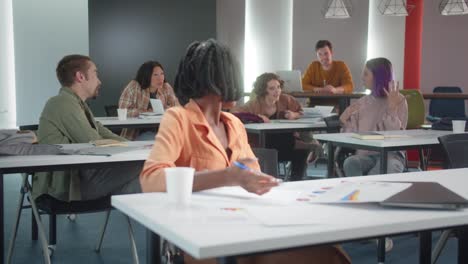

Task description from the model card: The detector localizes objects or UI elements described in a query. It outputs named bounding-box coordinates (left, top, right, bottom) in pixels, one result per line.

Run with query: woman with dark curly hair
left=118, top=61, right=179, bottom=140
left=140, top=39, right=350, bottom=264
left=233, top=72, right=320, bottom=181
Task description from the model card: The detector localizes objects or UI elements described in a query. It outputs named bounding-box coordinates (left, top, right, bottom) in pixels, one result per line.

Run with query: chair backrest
left=104, top=105, right=118, bottom=117
left=323, top=115, right=341, bottom=133
left=429, top=86, right=465, bottom=118
left=252, top=147, right=279, bottom=177
left=399, top=89, right=425, bottom=129
left=438, top=133, right=468, bottom=168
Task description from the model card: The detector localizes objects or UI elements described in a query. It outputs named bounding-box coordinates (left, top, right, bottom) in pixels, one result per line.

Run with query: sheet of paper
left=308, top=181, right=412, bottom=203
left=199, top=187, right=302, bottom=205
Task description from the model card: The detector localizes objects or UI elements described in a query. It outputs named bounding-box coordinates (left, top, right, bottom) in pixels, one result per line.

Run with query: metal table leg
left=146, top=230, right=161, bottom=264
left=419, top=231, right=431, bottom=264
left=326, top=143, right=335, bottom=177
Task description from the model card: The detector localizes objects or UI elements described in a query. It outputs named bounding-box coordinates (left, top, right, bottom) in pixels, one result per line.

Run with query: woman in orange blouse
left=118, top=61, right=179, bottom=140
left=140, top=39, right=350, bottom=264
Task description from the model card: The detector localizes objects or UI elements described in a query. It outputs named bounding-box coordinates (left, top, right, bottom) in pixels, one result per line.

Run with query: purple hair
left=366, top=58, right=393, bottom=97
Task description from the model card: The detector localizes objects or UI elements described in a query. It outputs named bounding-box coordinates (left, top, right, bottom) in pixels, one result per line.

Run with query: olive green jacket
left=34, top=87, right=126, bottom=201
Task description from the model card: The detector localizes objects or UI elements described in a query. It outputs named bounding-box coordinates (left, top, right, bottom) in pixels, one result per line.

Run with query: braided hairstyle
left=174, top=39, right=242, bottom=105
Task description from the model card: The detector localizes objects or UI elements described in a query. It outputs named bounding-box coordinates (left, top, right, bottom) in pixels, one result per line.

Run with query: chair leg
left=95, top=210, right=111, bottom=252
left=126, top=216, right=140, bottom=264
left=28, top=192, right=52, bottom=264
left=6, top=175, right=27, bottom=264
left=432, top=230, right=452, bottom=264
left=32, top=210, right=38, bottom=241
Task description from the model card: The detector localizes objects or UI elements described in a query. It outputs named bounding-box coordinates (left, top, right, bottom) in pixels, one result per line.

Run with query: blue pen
left=233, top=161, right=250, bottom=170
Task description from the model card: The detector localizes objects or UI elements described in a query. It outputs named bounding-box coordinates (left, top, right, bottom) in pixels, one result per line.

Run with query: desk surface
left=18, top=117, right=162, bottom=131
left=112, top=168, right=468, bottom=259
left=313, top=129, right=452, bottom=148
left=244, top=121, right=326, bottom=131
left=288, top=91, right=366, bottom=98
left=95, top=116, right=162, bottom=126
left=0, top=141, right=151, bottom=172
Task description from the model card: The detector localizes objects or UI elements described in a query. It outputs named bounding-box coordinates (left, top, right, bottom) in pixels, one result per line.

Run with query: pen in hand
left=233, top=161, right=283, bottom=183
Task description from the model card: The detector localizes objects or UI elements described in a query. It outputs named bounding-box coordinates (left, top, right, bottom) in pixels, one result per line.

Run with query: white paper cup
left=452, top=120, right=466, bottom=133
left=165, top=167, right=195, bottom=207
left=117, top=108, right=127, bottom=120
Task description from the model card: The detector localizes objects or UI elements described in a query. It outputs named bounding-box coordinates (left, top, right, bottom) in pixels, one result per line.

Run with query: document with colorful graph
left=308, top=181, right=412, bottom=203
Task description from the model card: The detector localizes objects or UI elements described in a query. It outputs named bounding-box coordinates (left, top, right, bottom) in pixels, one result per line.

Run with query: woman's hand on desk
left=258, top=114, right=271, bottom=123
left=284, top=110, right=302, bottom=120
left=227, top=158, right=279, bottom=195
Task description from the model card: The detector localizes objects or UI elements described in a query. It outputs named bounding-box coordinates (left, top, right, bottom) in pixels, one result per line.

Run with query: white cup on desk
left=165, top=167, right=195, bottom=207
left=117, top=108, right=127, bottom=121
left=452, top=120, right=466, bottom=133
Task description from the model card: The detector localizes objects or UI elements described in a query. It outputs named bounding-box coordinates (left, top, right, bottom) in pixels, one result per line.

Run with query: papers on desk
left=308, top=181, right=412, bottom=203
left=61, top=146, right=143, bottom=156
left=91, top=139, right=127, bottom=147
left=200, top=187, right=302, bottom=205
left=302, top=106, right=334, bottom=118
left=139, top=112, right=163, bottom=119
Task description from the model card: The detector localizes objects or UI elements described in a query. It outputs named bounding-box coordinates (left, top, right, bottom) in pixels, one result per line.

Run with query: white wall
left=217, top=0, right=246, bottom=77
left=13, top=0, right=88, bottom=126
left=421, top=0, right=468, bottom=94
left=367, top=0, right=406, bottom=86
left=293, top=0, right=369, bottom=91
left=244, top=0, right=293, bottom=92
left=0, top=0, right=16, bottom=129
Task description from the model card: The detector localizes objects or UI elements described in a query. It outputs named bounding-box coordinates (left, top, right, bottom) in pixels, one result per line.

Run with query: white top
left=0, top=141, right=151, bottom=170
left=313, top=129, right=452, bottom=148
left=112, top=168, right=468, bottom=259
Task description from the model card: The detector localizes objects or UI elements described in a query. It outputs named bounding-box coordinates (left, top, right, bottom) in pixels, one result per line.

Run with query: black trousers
left=266, top=133, right=309, bottom=181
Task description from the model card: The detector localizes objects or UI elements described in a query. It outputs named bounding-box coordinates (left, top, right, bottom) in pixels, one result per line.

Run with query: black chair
left=428, top=86, right=465, bottom=120
left=104, top=105, right=119, bottom=117
left=7, top=175, right=139, bottom=264
left=252, top=147, right=279, bottom=177
left=322, top=115, right=355, bottom=177
left=431, top=133, right=468, bottom=263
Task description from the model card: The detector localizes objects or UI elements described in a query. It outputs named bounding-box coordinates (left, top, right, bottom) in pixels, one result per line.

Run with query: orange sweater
left=140, top=100, right=259, bottom=192
left=302, top=61, right=354, bottom=93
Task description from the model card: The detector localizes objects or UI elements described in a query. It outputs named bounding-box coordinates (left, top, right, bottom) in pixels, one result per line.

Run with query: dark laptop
left=380, top=182, right=468, bottom=210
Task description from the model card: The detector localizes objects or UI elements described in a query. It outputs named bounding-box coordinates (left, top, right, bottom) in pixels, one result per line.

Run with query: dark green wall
left=88, top=0, right=216, bottom=115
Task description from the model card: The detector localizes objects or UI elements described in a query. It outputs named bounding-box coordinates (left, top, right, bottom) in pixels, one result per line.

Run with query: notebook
left=276, top=70, right=303, bottom=92
left=352, top=132, right=385, bottom=140
left=380, top=182, right=468, bottom=210
left=149, top=99, right=165, bottom=115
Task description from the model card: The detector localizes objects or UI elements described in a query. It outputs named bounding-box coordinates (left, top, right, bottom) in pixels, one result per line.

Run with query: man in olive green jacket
left=34, top=55, right=142, bottom=201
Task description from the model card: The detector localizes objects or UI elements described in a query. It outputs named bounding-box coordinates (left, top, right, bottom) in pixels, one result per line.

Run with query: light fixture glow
left=322, top=0, right=352, bottom=19
left=440, top=0, right=468, bottom=15
left=378, top=0, right=413, bottom=16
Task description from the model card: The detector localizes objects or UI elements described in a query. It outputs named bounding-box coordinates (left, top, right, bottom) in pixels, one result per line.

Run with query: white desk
left=314, top=129, right=452, bottom=177
left=244, top=121, right=327, bottom=147
left=112, top=168, right=468, bottom=264
left=18, top=116, right=162, bottom=131
left=95, top=116, right=162, bottom=129
left=0, top=141, right=152, bottom=264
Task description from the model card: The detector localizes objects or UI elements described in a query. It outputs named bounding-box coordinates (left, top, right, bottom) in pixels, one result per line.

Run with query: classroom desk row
left=113, top=168, right=468, bottom=264
left=287, top=91, right=468, bottom=115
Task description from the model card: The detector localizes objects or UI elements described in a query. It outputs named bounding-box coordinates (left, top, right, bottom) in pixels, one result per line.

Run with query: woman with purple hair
left=340, top=57, right=408, bottom=177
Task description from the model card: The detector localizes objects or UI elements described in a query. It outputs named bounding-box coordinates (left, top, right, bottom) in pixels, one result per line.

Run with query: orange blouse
left=140, top=100, right=259, bottom=192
